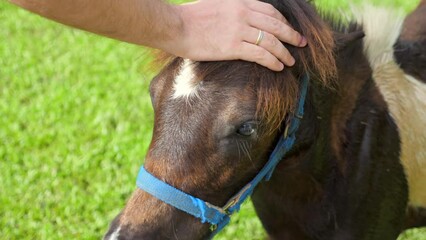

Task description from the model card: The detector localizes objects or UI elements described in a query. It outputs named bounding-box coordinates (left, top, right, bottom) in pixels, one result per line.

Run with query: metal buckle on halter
left=222, top=199, right=236, bottom=215
left=222, top=183, right=252, bottom=214
left=283, top=112, right=304, bottom=138
left=209, top=224, right=217, bottom=232
left=283, top=115, right=292, bottom=138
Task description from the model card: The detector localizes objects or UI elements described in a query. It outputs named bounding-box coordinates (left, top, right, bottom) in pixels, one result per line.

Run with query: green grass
left=0, top=0, right=425, bottom=239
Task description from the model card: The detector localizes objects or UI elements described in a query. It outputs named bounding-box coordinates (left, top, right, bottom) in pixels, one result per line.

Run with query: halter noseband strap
left=136, top=74, right=310, bottom=238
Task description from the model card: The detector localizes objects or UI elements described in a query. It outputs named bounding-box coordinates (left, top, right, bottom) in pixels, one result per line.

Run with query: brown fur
left=395, top=0, right=426, bottom=82
left=329, top=28, right=372, bottom=170
left=150, top=0, right=338, bottom=134
left=400, top=0, right=426, bottom=42
left=107, top=0, right=341, bottom=237
left=196, top=61, right=300, bottom=134
left=105, top=1, right=421, bottom=239
left=272, top=0, right=336, bottom=84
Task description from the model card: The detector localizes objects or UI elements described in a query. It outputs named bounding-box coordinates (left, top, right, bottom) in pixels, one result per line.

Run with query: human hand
left=168, top=0, right=307, bottom=71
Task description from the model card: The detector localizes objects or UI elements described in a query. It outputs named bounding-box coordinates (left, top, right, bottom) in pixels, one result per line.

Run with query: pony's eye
left=237, top=122, right=257, bottom=136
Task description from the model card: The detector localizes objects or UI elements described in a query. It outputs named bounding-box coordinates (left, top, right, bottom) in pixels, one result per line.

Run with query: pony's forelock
left=273, top=0, right=337, bottom=85
left=252, top=67, right=299, bottom=134
left=152, top=0, right=338, bottom=134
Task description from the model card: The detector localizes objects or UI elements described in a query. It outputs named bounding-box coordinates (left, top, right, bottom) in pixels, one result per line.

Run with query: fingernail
left=279, top=63, right=284, bottom=71
left=299, top=36, right=307, bottom=47
left=290, top=57, right=296, bottom=66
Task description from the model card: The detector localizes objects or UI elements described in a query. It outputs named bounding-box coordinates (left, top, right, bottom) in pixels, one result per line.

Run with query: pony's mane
left=252, top=0, right=337, bottom=132
left=154, top=0, right=339, bottom=133
left=270, top=0, right=336, bottom=84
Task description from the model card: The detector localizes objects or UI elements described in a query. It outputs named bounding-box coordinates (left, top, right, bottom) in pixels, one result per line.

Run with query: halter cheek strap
left=136, top=74, right=310, bottom=238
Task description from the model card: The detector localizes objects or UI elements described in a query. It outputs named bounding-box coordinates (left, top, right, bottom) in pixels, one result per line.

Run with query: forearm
left=9, top=0, right=183, bottom=49
left=10, top=0, right=307, bottom=71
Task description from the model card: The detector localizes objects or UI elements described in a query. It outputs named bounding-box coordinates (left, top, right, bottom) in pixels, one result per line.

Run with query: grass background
left=0, top=0, right=425, bottom=239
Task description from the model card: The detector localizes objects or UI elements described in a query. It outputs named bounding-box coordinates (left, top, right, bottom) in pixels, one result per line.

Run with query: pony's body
left=361, top=6, right=426, bottom=207
left=105, top=1, right=426, bottom=239
left=252, top=6, right=426, bottom=239
left=398, top=0, right=426, bottom=83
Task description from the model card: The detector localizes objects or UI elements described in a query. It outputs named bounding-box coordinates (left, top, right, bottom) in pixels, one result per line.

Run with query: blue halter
left=136, top=74, right=310, bottom=238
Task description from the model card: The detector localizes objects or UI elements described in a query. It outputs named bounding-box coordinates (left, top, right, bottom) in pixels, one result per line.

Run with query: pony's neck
left=297, top=33, right=372, bottom=179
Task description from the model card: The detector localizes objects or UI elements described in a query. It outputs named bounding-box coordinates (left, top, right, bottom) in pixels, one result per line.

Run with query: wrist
left=150, top=3, right=188, bottom=56
left=122, top=0, right=184, bottom=53
left=158, top=4, right=191, bottom=58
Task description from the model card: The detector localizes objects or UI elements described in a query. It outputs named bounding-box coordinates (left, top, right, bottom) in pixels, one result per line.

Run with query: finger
left=246, top=27, right=295, bottom=66
left=237, top=42, right=284, bottom=71
left=248, top=11, right=307, bottom=47
left=246, top=0, right=289, bottom=25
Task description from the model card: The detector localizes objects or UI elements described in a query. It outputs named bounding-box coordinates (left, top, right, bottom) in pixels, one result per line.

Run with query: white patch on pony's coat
left=353, top=6, right=404, bottom=69
left=107, top=226, right=121, bottom=240
left=172, top=59, right=199, bottom=99
left=356, top=6, right=426, bottom=207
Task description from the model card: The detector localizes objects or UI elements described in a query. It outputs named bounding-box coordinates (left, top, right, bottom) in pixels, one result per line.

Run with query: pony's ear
left=334, top=30, right=365, bottom=51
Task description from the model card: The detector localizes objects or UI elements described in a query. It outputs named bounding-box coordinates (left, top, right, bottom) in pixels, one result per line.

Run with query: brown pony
left=105, top=0, right=426, bottom=239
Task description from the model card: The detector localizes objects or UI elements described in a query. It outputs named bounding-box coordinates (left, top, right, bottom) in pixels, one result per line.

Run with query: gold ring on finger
left=255, top=30, right=264, bottom=46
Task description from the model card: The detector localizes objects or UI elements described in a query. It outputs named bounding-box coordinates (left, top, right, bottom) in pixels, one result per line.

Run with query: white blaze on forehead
left=355, top=5, right=426, bottom=207
left=172, top=59, right=199, bottom=99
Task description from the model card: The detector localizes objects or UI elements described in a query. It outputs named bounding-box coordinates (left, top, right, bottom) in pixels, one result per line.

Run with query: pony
left=397, top=0, right=426, bottom=83
left=105, top=0, right=426, bottom=239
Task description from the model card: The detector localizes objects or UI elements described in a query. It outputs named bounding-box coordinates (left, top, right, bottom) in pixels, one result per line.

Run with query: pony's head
left=104, top=0, right=339, bottom=239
